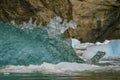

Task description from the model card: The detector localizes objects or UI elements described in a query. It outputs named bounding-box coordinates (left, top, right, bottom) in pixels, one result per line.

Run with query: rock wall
left=0, top=0, right=120, bottom=42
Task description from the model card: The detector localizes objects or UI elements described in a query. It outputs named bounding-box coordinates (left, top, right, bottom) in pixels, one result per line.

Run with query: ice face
left=0, top=17, right=84, bottom=66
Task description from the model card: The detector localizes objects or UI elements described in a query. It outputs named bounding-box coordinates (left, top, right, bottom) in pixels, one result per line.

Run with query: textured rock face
left=70, top=0, right=120, bottom=42
left=0, top=0, right=72, bottom=25
left=0, top=0, right=120, bottom=42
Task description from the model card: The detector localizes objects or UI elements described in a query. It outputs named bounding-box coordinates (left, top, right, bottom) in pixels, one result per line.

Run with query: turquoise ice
left=0, top=17, right=84, bottom=66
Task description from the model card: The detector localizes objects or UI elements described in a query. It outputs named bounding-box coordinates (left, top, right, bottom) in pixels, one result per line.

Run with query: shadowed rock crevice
left=93, top=3, right=120, bottom=42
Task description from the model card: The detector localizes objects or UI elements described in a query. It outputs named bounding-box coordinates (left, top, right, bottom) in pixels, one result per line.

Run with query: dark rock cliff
left=0, top=0, right=120, bottom=42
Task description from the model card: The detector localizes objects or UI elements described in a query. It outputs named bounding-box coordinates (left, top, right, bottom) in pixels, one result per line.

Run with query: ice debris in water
left=0, top=62, right=100, bottom=74
left=1, top=62, right=120, bottom=74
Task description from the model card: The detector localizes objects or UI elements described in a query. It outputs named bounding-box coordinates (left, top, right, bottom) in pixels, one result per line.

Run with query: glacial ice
left=71, top=38, right=81, bottom=48
left=46, top=17, right=77, bottom=38
left=72, top=39, right=120, bottom=60
left=83, top=40, right=120, bottom=60
left=0, top=17, right=83, bottom=66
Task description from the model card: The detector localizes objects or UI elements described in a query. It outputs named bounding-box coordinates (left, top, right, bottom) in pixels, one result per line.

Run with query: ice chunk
left=83, top=40, right=120, bottom=60
left=71, top=38, right=81, bottom=48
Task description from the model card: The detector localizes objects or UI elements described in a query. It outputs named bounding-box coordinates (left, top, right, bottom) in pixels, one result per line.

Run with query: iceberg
left=72, top=38, right=120, bottom=62
left=72, top=39, right=120, bottom=61
left=0, top=17, right=84, bottom=66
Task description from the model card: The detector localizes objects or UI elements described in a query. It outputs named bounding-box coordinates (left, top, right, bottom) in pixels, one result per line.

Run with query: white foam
left=1, top=62, right=120, bottom=74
